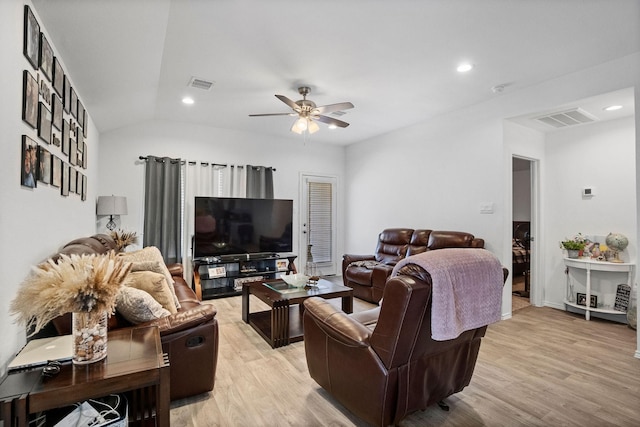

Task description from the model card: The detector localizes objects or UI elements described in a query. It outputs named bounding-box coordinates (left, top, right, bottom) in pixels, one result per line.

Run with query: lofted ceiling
left=31, top=0, right=639, bottom=145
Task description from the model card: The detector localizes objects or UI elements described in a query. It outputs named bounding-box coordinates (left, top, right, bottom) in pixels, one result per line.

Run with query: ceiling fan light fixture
left=328, top=124, right=337, bottom=130
left=308, top=120, right=320, bottom=134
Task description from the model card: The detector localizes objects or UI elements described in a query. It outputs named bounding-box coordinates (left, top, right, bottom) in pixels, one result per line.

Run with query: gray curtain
left=246, top=165, right=274, bottom=199
left=143, top=155, right=182, bottom=264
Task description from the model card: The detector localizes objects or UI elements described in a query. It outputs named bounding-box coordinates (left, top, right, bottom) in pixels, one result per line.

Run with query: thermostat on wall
left=582, top=187, right=595, bottom=197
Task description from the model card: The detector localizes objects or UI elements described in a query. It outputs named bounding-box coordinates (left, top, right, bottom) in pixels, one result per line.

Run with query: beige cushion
left=119, top=247, right=181, bottom=309
left=116, top=286, right=170, bottom=324
left=124, top=271, right=177, bottom=314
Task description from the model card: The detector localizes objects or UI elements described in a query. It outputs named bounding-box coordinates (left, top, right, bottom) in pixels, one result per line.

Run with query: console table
left=0, top=326, right=170, bottom=427
left=564, top=257, right=634, bottom=323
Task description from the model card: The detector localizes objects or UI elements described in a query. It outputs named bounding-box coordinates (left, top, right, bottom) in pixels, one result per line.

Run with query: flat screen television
left=193, top=197, right=293, bottom=258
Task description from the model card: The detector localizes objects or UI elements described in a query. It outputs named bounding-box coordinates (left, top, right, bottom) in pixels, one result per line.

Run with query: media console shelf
left=564, top=257, right=634, bottom=323
left=193, top=254, right=297, bottom=300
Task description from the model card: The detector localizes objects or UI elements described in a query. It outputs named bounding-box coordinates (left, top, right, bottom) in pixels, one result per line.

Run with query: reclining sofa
left=46, top=234, right=218, bottom=401
left=342, top=228, right=484, bottom=303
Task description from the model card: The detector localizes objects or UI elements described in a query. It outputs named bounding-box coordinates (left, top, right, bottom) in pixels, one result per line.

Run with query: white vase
left=72, top=311, right=108, bottom=364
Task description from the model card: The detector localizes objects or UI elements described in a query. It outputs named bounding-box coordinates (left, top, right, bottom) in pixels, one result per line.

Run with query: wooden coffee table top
left=251, top=278, right=352, bottom=306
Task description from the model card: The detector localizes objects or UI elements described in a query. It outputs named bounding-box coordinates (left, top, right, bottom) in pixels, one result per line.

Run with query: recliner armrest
left=342, top=254, right=375, bottom=275
left=167, top=263, right=184, bottom=277
left=303, top=297, right=371, bottom=347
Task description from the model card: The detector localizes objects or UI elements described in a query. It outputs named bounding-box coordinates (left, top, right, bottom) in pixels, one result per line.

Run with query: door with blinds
left=300, top=174, right=337, bottom=276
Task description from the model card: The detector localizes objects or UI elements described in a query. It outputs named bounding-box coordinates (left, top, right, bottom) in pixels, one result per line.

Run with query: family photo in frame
left=576, top=293, right=598, bottom=309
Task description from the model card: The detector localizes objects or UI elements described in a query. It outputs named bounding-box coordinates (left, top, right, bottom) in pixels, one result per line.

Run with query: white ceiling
left=31, top=0, right=639, bottom=145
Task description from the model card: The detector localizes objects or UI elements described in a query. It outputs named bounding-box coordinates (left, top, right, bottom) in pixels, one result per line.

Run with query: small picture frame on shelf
left=275, top=259, right=288, bottom=271
left=576, top=293, right=597, bottom=308
left=614, top=284, right=631, bottom=312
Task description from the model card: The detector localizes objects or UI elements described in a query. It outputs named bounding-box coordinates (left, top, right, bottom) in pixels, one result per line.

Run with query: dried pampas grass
left=110, top=229, right=139, bottom=252
left=10, top=252, right=132, bottom=336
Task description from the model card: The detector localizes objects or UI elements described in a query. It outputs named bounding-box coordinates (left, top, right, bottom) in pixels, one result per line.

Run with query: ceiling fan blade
left=249, top=113, right=296, bottom=117
left=275, top=95, right=301, bottom=112
left=313, top=115, right=350, bottom=128
left=313, top=102, right=354, bottom=115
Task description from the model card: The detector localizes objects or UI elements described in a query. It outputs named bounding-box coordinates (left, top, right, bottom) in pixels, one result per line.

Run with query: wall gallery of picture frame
left=20, top=5, right=88, bottom=202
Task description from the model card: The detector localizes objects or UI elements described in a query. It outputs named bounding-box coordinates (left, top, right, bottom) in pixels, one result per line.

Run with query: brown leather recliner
left=48, top=234, right=218, bottom=401
left=342, top=229, right=484, bottom=303
left=304, top=262, right=507, bottom=427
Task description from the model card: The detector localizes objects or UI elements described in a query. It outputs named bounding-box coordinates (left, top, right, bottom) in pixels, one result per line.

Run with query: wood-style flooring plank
left=170, top=287, right=640, bottom=427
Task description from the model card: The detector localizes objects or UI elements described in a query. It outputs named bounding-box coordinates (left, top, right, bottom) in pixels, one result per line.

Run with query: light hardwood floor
left=170, top=286, right=640, bottom=426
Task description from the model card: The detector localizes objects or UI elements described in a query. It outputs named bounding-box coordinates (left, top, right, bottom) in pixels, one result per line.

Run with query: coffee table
left=242, top=278, right=353, bottom=348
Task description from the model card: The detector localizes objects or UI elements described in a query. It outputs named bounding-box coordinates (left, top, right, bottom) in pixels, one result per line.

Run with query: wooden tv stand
left=193, top=254, right=297, bottom=300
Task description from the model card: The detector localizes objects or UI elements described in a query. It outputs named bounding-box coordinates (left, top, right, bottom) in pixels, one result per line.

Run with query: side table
left=0, top=326, right=170, bottom=427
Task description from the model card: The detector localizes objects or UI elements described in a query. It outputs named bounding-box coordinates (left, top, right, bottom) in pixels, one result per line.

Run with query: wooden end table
left=242, top=278, right=353, bottom=348
left=0, top=326, right=170, bottom=427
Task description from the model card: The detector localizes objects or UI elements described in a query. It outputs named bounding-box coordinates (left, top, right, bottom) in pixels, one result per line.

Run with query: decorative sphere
left=605, top=233, right=629, bottom=252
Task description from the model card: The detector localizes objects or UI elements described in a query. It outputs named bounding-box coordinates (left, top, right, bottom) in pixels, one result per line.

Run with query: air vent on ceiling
left=188, top=77, right=215, bottom=91
left=535, top=108, right=596, bottom=128
left=331, top=110, right=347, bottom=117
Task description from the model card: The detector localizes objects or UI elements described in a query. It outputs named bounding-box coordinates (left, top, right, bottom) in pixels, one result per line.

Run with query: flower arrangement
left=561, top=233, right=587, bottom=250
left=10, top=252, right=131, bottom=336
left=110, top=229, right=139, bottom=252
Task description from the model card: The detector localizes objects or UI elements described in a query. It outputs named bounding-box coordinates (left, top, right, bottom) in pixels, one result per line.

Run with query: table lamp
left=96, top=196, right=127, bottom=231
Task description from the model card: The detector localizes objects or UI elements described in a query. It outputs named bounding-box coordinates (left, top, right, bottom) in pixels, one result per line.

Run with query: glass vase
left=72, top=311, right=108, bottom=364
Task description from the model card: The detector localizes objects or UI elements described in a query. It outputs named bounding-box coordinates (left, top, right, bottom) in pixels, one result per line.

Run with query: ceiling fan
left=249, top=86, right=354, bottom=134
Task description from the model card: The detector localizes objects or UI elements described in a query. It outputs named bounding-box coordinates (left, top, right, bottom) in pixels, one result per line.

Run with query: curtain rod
left=138, top=156, right=275, bottom=171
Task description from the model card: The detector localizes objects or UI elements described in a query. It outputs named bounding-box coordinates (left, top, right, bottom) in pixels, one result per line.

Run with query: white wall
left=0, top=0, right=100, bottom=375
left=345, top=54, right=640, bottom=320
left=98, top=120, right=346, bottom=267
left=543, top=117, right=636, bottom=309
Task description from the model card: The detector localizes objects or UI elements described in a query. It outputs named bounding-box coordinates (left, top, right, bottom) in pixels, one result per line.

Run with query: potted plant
left=561, top=233, right=586, bottom=258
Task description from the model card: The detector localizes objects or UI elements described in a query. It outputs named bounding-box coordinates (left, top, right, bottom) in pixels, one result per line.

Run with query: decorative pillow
left=124, top=271, right=177, bottom=314
left=119, top=247, right=181, bottom=309
left=116, top=286, right=170, bottom=324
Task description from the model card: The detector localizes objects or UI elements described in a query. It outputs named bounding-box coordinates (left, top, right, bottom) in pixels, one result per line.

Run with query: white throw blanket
left=391, top=248, right=503, bottom=341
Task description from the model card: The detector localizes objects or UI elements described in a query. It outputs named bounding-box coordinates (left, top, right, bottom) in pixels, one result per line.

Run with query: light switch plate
left=480, top=202, right=494, bottom=214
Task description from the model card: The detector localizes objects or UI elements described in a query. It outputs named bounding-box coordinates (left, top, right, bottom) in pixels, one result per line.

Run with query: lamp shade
left=96, top=196, right=128, bottom=216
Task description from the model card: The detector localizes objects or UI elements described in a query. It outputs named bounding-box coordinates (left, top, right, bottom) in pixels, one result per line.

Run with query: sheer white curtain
left=182, top=163, right=246, bottom=282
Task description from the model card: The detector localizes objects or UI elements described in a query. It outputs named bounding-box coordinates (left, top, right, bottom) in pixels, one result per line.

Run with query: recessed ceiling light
left=182, top=97, right=194, bottom=105
left=603, top=105, right=622, bottom=111
left=457, top=63, right=474, bottom=73
left=328, top=124, right=337, bottom=130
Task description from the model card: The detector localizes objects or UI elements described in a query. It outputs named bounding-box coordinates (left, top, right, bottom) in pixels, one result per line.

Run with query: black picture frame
left=53, top=57, right=64, bottom=97
left=52, top=93, right=63, bottom=131
left=69, top=167, right=77, bottom=194
left=61, top=162, right=69, bottom=196
left=23, top=5, right=40, bottom=70
left=22, top=70, right=38, bottom=129
left=82, top=141, right=87, bottom=169
left=51, top=155, right=62, bottom=188
left=81, top=174, right=87, bottom=201
left=69, top=136, right=77, bottom=166
left=83, top=110, right=88, bottom=138
left=70, top=87, right=78, bottom=118
left=77, top=101, right=85, bottom=130
left=62, top=119, right=70, bottom=155
left=63, top=75, right=71, bottom=114
left=37, top=102, right=52, bottom=144
left=37, top=146, right=51, bottom=184
left=39, top=33, right=53, bottom=82
left=21, top=135, right=38, bottom=188
left=576, top=293, right=597, bottom=308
